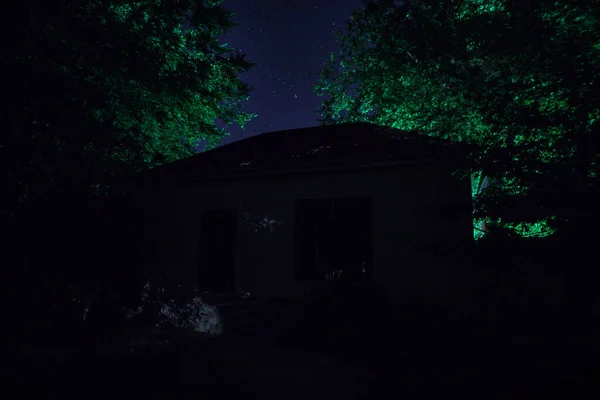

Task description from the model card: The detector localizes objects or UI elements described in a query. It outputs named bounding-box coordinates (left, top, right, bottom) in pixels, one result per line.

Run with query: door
left=198, top=209, right=237, bottom=292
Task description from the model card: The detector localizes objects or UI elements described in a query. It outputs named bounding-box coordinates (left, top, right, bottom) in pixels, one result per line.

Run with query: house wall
left=130, top=163, right=478, bottom=305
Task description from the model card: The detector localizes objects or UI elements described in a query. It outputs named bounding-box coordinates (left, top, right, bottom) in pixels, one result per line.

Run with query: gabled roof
left=137, top=122, right=475, bottom=185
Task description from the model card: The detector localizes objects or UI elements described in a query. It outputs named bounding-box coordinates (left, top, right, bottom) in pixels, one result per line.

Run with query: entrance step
left=197, top=291, right=272, bottom=338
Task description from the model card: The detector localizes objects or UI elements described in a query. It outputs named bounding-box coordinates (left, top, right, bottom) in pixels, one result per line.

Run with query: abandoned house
left=108, top=122, right=479, bottom=304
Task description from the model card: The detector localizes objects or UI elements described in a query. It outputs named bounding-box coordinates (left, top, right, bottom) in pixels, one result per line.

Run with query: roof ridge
left=136, top=123, right=471, bottom=185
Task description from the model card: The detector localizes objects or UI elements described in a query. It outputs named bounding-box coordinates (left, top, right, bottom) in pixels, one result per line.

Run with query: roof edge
left=155, top=155, right=439, bottom=186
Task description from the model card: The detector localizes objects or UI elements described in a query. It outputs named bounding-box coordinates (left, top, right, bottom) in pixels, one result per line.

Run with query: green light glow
left=315, top=0, right=600, bottom=240
left=2, top=0, right=256, bottom=211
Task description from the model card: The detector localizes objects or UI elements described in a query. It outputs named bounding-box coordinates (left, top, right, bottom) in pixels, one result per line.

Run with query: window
left=293, top=197, right=373, bottom=281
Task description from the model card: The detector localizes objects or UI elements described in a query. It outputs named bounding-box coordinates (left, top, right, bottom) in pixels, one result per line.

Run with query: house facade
left=120, top=122, right=478, bottom=305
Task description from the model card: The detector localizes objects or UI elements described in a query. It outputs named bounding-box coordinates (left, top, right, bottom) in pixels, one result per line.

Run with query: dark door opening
left=198, top=209, right=237, bottom=292
left=294, top=197, right=373, bottom=282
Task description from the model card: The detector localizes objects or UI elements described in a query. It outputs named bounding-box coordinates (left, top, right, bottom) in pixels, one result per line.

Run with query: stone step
left=195, top=291, right=273, bottom=337
left=197, top=291, right=243, bottom=305
left=220, top=309, right=265, bottom=328
left=216, top=300, right=262, bottom=315
left=226, top=315, right=264, bottom=330
left=222, top=317, right=269, bottom=338
left=220, top=304, right=262, bottom=317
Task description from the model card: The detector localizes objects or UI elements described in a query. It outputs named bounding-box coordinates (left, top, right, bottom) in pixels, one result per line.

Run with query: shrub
left=157, top=296, right=223, bottom=336
left=122, top=280, right=223, bottom=336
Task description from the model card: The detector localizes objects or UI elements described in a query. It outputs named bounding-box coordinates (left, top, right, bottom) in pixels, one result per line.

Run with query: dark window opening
left=294, top=197, right=373, bottom=282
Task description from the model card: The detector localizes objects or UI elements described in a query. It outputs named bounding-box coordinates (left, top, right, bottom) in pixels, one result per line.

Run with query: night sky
left=206, top=0, right=364, bottom=150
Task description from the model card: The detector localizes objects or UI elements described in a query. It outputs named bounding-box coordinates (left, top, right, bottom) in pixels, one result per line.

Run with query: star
left=206, top=0, right=364, bottom=149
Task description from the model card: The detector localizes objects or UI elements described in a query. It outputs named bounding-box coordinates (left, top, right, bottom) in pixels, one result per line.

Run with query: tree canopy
left=313, top=0, right=600, bottom=240
left=0, top=0, right=256, bottom=216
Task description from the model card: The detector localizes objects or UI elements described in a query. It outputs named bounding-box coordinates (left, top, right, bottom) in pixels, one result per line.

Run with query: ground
left=4, top=292, right=600, bottom=399
left=217, top=336, right=376, bottom=399
left=5, top=328, right=374, bottom=400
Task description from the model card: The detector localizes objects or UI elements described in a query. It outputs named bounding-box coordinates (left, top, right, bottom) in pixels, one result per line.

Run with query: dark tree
left=0, top=0, right=256, bottom=216
left=313, top=0, right=600, bottom=240
left=0, top=0, right=257, bottom=341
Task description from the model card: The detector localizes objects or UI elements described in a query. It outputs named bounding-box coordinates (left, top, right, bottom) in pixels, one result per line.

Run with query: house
left=116, top=122, right=478, bottom=305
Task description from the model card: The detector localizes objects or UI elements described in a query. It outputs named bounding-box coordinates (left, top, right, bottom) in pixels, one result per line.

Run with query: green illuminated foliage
left=0, top=0, right=256, bottom=214
left=314, top=0, right=600, bottom=239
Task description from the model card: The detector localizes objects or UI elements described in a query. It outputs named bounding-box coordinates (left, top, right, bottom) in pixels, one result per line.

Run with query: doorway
left=198, top=209, right=237, bottom=292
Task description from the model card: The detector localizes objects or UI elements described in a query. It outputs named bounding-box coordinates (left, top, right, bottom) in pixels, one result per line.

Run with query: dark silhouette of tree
left=0, top=0, right=256, bottom=217
left=313, top=0, right=600, bottom=240
left=0, top=0, right=257, bottom=340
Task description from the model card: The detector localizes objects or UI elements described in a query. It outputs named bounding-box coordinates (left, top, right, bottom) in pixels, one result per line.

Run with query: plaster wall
left=131, top=163, right=477, bottom=304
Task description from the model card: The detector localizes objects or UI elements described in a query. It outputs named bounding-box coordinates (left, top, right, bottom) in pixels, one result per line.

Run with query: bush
left=121, top=280, right=223, bottom=336
left=156, top=296, right=223, bottom=336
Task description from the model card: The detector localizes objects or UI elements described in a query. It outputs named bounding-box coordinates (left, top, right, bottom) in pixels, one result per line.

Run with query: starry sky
left=206, top=0, right=364, bottom=150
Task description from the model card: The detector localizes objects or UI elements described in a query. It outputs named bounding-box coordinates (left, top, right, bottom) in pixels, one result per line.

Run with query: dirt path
left=219, top=337, right=377, bottom=399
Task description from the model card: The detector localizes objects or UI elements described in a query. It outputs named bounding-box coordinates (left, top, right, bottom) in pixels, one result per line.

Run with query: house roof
left=136, top=122, right=476, bottom=185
